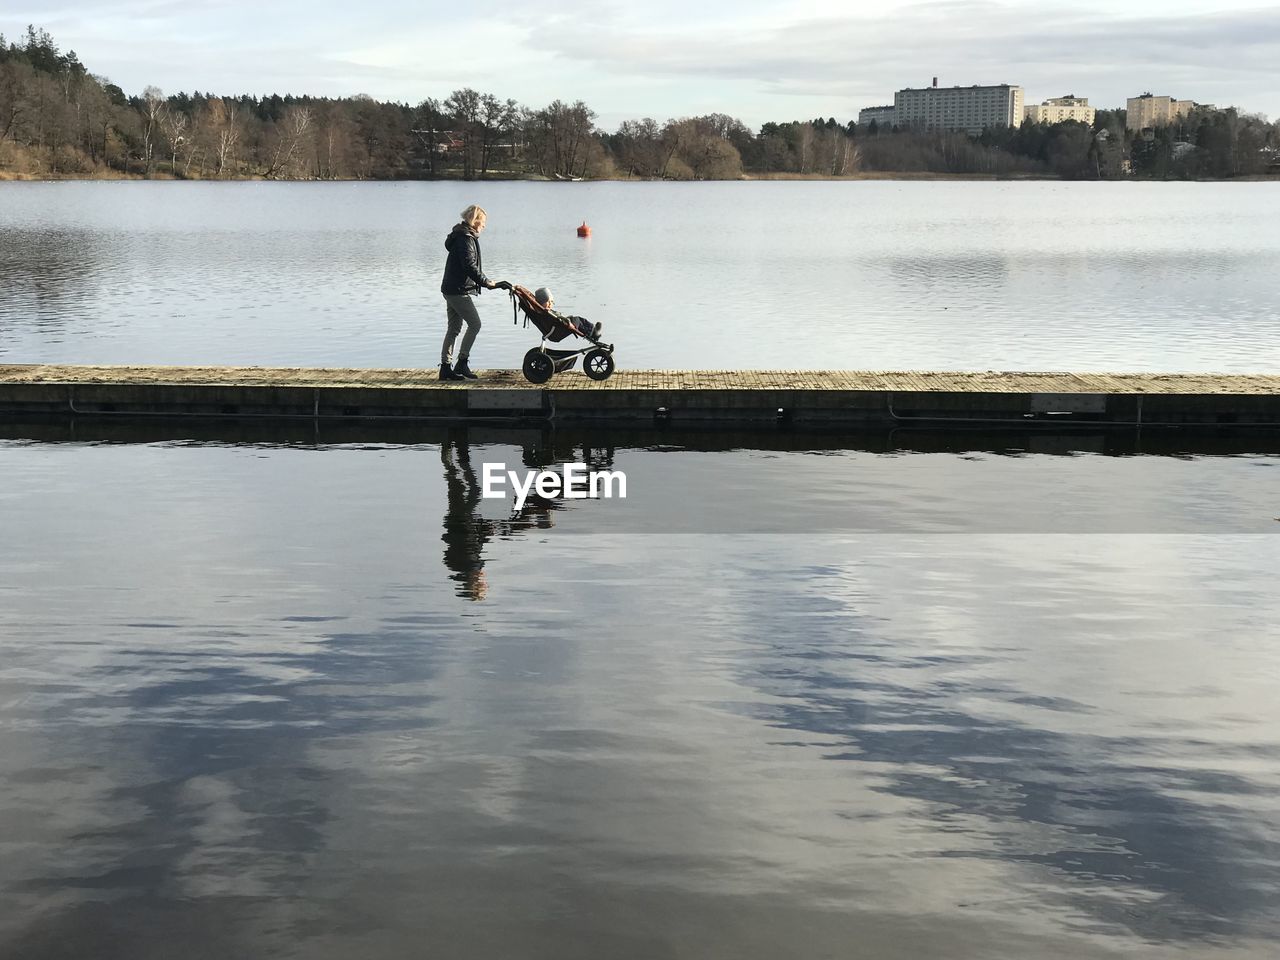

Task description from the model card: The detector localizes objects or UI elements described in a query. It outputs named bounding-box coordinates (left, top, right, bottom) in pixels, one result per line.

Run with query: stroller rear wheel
left=523, top=348, right=554, bottom=384
left=583, top=349, right=615, bottom=381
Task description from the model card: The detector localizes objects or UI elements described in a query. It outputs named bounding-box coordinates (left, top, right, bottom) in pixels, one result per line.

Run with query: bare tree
left=261, top=104, right=312, bottom=178
left=834, top=136, right=860, bottom=176
left=795, top=122, right=814, bottom=173
left=478, top=93, right=517, bottom=176
left=543, top=99, right=597, bottom=178
left=659, top=118, right=697, bottom=178
left=283, top=105, right=312, bottom=176
left=444, top=87, right=481, bottom=178
left=615, top=118, right=663, bottom=177
left=141, top=84, right=167, bottom=176
left=412, top=97, right=446, bottom=177
left=0, top=60, right=29, bottom=142
left=163, top=109, right=187, bottom=173
left=657, top=117, right=742, bottom=179
left=200, top=97, right=239, bottom=176
left=523, top=99, right=597, bottom=178
left=499, top=98, right=522, bottom=166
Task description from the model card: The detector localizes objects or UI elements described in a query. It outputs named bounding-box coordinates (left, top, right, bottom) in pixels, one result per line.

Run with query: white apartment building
left=1126, top=94, right=1195, bottom=131
left=893, top=80, right=1025, bottom=134
left=1024, top=95, right=1095, bottom=125
left=857, top=105, right=897, bottom=129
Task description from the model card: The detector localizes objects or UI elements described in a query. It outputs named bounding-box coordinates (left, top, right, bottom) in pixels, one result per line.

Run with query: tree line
left=2, top=26, right=1277, bottom=181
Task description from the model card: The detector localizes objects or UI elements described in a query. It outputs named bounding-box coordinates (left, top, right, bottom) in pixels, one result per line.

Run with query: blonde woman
left=439, top=204, right=508, bottom=380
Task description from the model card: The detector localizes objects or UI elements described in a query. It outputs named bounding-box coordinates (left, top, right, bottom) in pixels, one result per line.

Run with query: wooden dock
left=1, top=364, right=1278, bottom=428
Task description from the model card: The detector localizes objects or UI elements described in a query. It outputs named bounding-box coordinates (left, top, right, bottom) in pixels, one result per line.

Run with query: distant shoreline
left=2, top=170, right=1275, bottom=184
left=741, top=171, right=1280, bottom=182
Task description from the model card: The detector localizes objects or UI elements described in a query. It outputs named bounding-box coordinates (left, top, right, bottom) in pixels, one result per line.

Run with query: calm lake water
left=1, top=422, right=1279, bottom=958
left=1, top=180, right=1279, bottom=371
left=2, top=182, right=1280, bottom=957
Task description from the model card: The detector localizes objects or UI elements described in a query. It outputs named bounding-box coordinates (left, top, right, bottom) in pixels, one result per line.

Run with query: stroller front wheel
left=523, top=348, right=554, bottom=384
left=583, top=349, right=615, bottom=381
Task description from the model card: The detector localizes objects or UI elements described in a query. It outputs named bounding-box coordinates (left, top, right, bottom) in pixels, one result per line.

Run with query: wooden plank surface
left=1, top=364, right=1278, bottom=396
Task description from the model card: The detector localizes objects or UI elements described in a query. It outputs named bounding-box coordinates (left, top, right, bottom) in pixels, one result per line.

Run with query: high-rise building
left=893, top=80, right=1024, bottom=134
left=857, top=105, right=897, bottom=129
left=1024, top=96, right=1095, bottom=125
left=1126, top=94, right=1195, bottom=131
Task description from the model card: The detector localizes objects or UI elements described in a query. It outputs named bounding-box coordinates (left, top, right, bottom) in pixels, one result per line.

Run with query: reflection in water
left=723, top=548, right=1280, bottom=943
left=0, top=437, right=1278, bottom=958
left=441, top=429, right=614, bottom=600
left=442, top=435, right=497, bottom=600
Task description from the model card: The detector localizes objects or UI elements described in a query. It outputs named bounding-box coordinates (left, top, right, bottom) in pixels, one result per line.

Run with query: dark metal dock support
left=2, top=365, right=1278, bottom=428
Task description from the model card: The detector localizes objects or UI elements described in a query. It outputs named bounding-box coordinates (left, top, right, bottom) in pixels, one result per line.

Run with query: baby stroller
left=505, top=284, right=616, bottom=384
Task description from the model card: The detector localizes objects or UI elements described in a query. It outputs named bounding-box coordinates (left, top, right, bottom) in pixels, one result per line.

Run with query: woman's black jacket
left=440, top=223, right=490, bottom=296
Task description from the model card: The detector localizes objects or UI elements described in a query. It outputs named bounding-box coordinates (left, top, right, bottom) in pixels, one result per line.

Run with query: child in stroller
left=534, top=288, right=602, bottom=340
left=506, top=283, right=616, bottom=383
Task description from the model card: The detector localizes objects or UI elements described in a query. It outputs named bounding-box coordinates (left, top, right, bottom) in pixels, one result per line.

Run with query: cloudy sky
left=3, top=1, right=1278, bottom=129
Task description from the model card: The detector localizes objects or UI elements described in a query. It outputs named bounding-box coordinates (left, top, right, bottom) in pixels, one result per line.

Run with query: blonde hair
left=460, top=204, right=487, bottom=228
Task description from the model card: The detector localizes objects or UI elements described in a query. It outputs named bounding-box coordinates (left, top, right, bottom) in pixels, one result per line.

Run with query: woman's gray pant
left=441, top=294, right=482, bottom=364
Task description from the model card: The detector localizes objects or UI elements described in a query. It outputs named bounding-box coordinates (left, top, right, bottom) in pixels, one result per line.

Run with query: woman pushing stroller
left=436, top=205, right=615, bottom=384
left=439, top=204, right=509, bottom=381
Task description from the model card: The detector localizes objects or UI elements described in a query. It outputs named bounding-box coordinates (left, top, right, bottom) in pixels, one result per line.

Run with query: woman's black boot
left=439, top=361, right=463, bottom=381
left=454, top=356, right=479, bottom=380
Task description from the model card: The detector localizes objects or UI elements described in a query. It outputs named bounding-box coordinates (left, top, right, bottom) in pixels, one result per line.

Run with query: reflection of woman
left=438, top=433, right=617, bottom=600
left=440, top=437, right=493, bottom=600
left=439, top=438, right=552, bottom=600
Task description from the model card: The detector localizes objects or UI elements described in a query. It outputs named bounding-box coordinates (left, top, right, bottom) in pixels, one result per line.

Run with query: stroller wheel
left=523, top=348, right=554, bottom=384
left=583, top=349, right=615, bottom=381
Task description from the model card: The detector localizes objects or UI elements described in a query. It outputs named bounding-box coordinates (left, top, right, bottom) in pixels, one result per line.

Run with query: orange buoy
left=577, top=221, right=591, bottom=238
